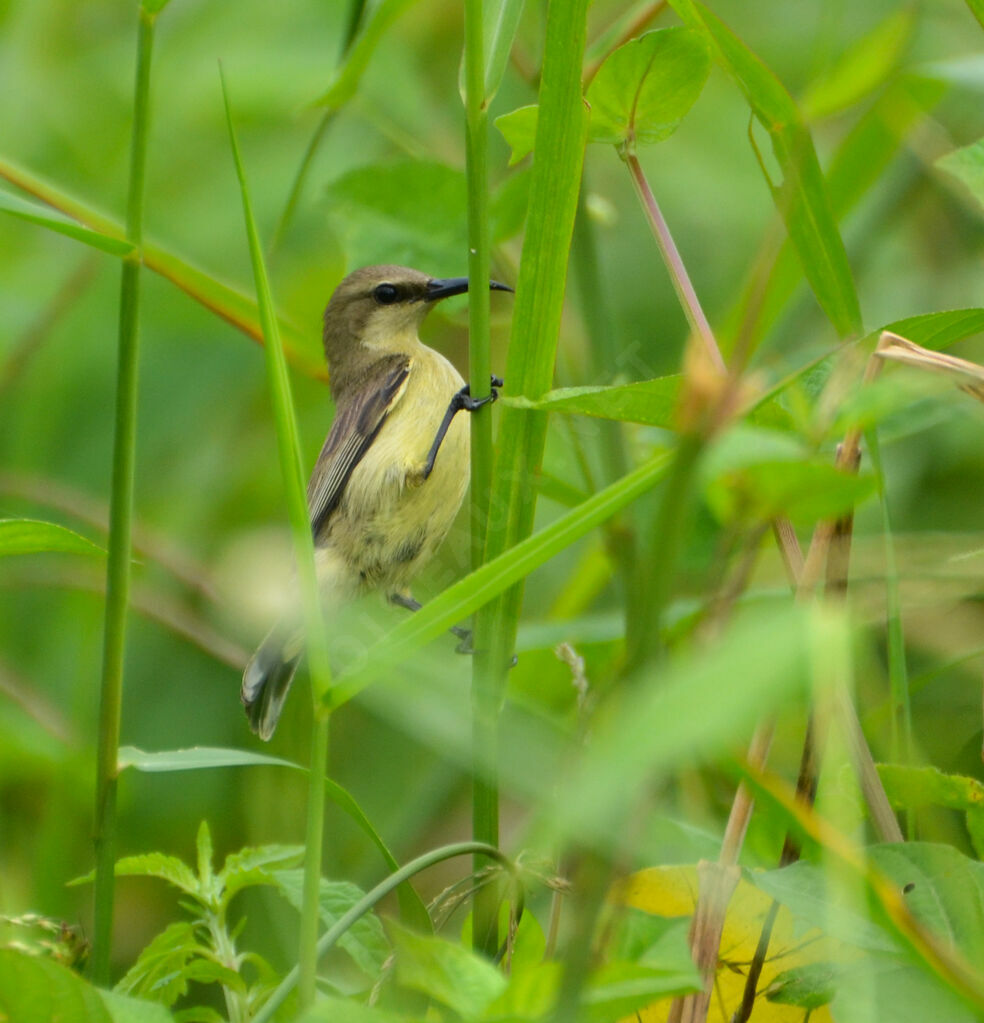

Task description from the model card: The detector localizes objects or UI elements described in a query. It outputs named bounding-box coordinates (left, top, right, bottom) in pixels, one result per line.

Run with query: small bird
left=242, top=264, right=511, bottom=739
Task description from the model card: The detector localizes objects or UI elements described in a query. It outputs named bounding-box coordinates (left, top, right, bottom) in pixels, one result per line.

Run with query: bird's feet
left=455, top=374, right=502, bottom=413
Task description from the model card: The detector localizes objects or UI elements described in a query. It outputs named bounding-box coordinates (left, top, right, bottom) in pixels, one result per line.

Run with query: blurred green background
left=2, top=0, right=984, bottom=984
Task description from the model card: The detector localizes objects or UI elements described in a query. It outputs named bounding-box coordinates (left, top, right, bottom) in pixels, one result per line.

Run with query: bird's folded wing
left=307, top=356, right=412, bottom=537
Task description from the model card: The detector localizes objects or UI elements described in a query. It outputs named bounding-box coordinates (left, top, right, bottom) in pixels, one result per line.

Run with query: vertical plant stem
left=625, top=151, right=724, bottom=374
left=221, top=71, right=335, bottom=1010
left=463, top=0, right=500, bottom=958
left=92, top=5, right=156, bottom=984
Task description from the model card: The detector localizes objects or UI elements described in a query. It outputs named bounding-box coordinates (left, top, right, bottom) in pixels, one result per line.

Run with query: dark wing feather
left=307, top=356, right=411, bottom=538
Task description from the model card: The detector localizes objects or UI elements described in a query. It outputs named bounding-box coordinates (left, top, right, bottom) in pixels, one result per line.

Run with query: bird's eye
left=373, top=283, right=400, bottom=305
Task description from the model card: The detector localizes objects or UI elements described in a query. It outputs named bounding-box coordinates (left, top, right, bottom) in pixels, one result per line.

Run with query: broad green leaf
left=317, top=0, right=421, bottom=109
left=328, top=450, right=672, bottom=707
left=871, top=843, right=984, bottom=965
left=877, top=308, right=984, bottom=351
left=495, top=104, right=539, bottom=166
left=0, top=157, right=322, bottom=379
left=877, top=763, right=984, bottom=813
left=0, top=189, right=134, bottom=256
left=502, top=377, right=681, bottom=425
left=114, top=922, right=203, bottom=1006
left=937, top=138, right=984, bottom=212
left=586, top=28, right=711, bottom=146
left=100, top=990, right=176, bottom=1023
left=668, top=0, right=862, bottom=338
left=801, top=10, right=914, bottom=121
left=765, top=962, right=838, bottom=1009
left=0, top=948, right=113, bottom=1022
left=387, top=918, right=506, bottom=1018
left=273, top=870, right=389, bottom=976
left=0, top=518, right=103, bottom=557
left=483, top=0, right=526, bottom=101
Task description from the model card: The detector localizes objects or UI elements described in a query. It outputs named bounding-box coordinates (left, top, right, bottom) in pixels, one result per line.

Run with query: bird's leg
left=421, top=375, right=503, bottom=480
left=388, top=591, right=473, bottom=651
left=388, top=590, right=517, bottom=666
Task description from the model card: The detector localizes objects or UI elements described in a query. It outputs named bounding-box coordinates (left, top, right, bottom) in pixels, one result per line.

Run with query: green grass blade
left=0, top=519, right=103, bottom=557
left=328, top=451, right=672, bottom=708
left=0, top=156, right=322, bottom=379
left=483, top=0, right=525, bottom=101
left=963, top=0, right=984, bottom=31
left=481, top=0, right=591, bottom=686
left=92, top=4, right=157, bottom=984
left=0, top=190, right=133, bottom=256
left=220, top=67, right=334, bottom=1010
left=669, top=0, right=862, bottom=338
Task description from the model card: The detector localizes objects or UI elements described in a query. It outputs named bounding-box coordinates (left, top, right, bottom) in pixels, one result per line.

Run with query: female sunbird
left=242, top=265, right=511, bottom=739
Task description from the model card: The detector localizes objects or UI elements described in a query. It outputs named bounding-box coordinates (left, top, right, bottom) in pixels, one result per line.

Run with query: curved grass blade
left=0, top=190, right=133, bottom=257
left=668, top=0, right=862, bottom=338
left=0, top=519, right=103, bottom=557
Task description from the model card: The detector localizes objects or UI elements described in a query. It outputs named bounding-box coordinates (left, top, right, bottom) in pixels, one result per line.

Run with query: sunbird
left=242, top=264, right=511, bottom=739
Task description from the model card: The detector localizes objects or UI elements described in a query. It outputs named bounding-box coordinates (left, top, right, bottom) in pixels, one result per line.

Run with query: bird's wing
left=307, top=356, right=412, bottom=538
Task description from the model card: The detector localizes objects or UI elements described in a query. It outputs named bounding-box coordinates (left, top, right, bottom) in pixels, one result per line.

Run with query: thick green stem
left=92, top=6, right=156, bottom=984
left=463, top=0, right=500, bottom=959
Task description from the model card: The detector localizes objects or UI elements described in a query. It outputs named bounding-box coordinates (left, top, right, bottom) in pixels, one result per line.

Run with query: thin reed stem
left=92, top=5, right=157, bottom=984
left=221, top=70, right=335, bottom=1010
left=463, top=0, right=501, bottom=958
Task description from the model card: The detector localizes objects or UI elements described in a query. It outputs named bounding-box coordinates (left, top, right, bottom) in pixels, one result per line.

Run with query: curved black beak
left=425, top=277, right=514, bottom=301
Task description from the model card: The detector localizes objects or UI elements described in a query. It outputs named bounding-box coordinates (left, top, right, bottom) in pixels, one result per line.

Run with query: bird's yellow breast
left=326, top=344, right=469, bottom=592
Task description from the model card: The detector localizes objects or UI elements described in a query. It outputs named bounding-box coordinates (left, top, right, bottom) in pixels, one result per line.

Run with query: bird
left=241, top=264, right=511, bottom=740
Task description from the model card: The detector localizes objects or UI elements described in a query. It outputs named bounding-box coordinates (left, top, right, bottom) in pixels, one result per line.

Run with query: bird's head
left=322, top=264, right=511, bottom=374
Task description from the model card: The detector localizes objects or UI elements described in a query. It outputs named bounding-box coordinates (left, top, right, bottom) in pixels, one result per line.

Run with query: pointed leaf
left=195, top=821, right=213, bottom=899
left=495, top=104, right=539, bottom=165
left=937, top=138, right=984, bottom=212
left=273, top=871, right=389, bottom=976
left=484, top=0, right=526, bottom=101
left=586, top=27, right=711, bottom=146
left=668, top=0, right=862, bottom=337
left=0, top=189, right=134, bottom=256
left=0, top=519, right=103, bottom=557
left=114, top=922, right=203, bottom=1006
left=386, top=918, right=506, bottom=1018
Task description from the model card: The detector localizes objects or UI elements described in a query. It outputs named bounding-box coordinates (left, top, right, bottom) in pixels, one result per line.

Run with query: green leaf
left=317, top=0, right=421, bottom=109
left=484, top=0, right=526, bottom=101
left=585, top=28, right=711, bottom=147
left=218, top=844, right=305, bottom=903
left=668, top=0, right=862, bottom=337
left=800, top=9, right=914, bottom=121
left=140, top=0, right=175, bottom=14
left=581, top=960, right=700, bottom=1021
left=113, top=854, right=200, bottom=897
left=114, top=922, right=203, bottom=1006
left=273, top=871, right=389, bottom=976
left=495, top=104, right=539, bottom=166
left=0, top=189, right=134, bottom=256
left=764, top=961, right=838, bottom=1009
left=100, top=989, right=177, bottom=1023
left=962, top=0, right=984, bottom=33
left=387, top=919, right=506, bottom=1018
left=0, top=948, right=113, bottom=1023
left=0, top=518, right=103, bottom=557
left=937, top=138, right=984, bottom=212
left=877, top=763, right=984, bottom=813
left=871, top=842, right=984, bottom=964
left=195, top=821, right=213, bottom=900
left=501, top=377, right=681, bottom=425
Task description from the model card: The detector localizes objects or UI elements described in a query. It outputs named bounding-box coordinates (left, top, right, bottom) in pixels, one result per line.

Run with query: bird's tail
left=241, top=625, right=301, bottom=741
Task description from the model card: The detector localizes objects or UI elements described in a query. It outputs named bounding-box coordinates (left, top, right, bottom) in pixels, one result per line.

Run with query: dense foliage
left=3, top=1, right=984, bottom=1020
